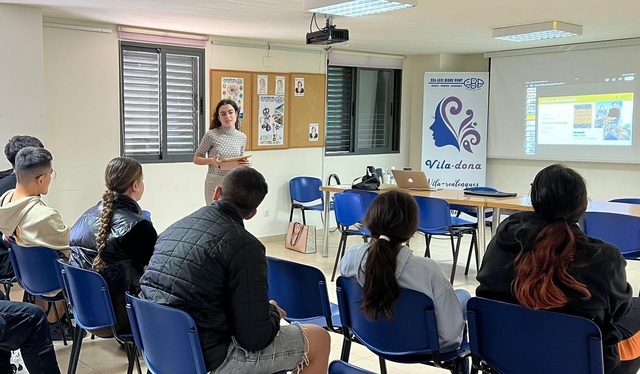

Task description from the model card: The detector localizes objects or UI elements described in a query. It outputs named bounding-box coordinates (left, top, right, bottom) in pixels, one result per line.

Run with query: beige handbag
left=285, top=222, right=317, bottom=254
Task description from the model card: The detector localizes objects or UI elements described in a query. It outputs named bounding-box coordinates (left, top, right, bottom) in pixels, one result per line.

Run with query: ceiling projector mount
left=306, top=14, right=349, bottom=45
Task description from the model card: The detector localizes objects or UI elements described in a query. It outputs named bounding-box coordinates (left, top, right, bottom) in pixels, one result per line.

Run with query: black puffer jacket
left=69, top=195, right=157, bottom=295
left=139, top=201, right=281, bottom=371
left=477, top=211, right=633, bottom=373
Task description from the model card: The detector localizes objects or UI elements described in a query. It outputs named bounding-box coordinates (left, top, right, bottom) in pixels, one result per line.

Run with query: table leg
left=492, top=207, right=501, bottom=236
left=476, top=207, right=486, bottom=261
left=322, top=190, right=330, bottom=258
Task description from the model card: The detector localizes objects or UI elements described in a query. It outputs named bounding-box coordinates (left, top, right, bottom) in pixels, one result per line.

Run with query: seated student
left=477, top=164, right=640, bottom=374
left=0, top=147, right=70, bottom=337
left=340, top=190, right=468, bottom=352
left=0, top=135, right=45, bottom=280
left=69, top=157, right=157, bottom=336
left=140, top=168, right=330, bottom=374
left=0, top=291, right=60, bottom=374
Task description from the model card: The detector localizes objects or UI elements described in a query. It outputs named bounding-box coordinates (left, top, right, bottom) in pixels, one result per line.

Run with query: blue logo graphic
left=429, top=96, right=481, bottom=153
left=463, top=78, right=484, bottom=91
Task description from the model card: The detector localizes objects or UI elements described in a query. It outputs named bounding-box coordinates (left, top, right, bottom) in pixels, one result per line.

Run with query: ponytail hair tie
left=378, top=235, right=391, bottom=242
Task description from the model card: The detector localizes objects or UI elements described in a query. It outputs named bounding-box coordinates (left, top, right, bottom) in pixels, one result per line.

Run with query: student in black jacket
left=140, top=168, right=330, bottom=374
left=477, top=164, right=640, bottom=373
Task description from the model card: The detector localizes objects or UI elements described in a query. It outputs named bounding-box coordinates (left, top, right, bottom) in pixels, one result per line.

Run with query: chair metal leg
left=289, top=206, right=295, bottom=222
left=449, top=234, right=463, bottom=285
left=301, top=209, right=306, bottom=225
left=124, top=342, right=136, bottom=374
left=331, top=233, right=346, bottom=281
left=340, top=337, right=352, bottom=361
left=67, top=326, right=84, bottom=374
left=464, top=229, right=478, bottom=275
left=50, top=300, right=68, bottom=346
left=424, top=234, right=431, bottom=258
left=378, top=356, right=387, bottom=374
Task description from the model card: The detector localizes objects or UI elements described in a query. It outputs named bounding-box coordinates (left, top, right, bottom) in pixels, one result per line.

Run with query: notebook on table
left=392, top=170, right=439, bottom=191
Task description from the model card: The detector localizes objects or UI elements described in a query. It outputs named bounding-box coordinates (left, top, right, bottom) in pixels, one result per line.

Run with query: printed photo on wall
left=221, top=77, right=245, bottom=119
left=258, top=95, right=285, bottom=146
left=309, top=123, right=319, bottom=141
left=257, top=75, right=268, bottom=95
left=295, top=77, right=305, bottom=96
left=275, top=76, right=285, bottom=96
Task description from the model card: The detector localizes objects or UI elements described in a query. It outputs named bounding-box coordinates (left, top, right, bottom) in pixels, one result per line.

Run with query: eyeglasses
left=35, top=170, right=56, bottom=180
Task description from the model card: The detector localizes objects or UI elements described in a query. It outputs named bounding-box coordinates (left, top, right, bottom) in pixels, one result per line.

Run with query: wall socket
left=263, top=209, right=269, bottom=217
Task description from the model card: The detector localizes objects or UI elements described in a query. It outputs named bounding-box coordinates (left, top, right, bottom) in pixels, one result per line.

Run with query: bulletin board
left=209, top=70, right=253, bottom=145
left=288, top=73, right=326, bottom=148
left=251, top=73, right=290, bottom=150
left=210, top=69, right=326, bottom=151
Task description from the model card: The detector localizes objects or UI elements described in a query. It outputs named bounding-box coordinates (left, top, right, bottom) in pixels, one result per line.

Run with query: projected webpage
left=523, top=74, right=635, bottom=155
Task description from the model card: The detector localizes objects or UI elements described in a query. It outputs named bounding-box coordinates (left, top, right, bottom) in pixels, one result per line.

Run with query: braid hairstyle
left=360, top=190, right=419, bottom=320
left=513, top=164, right=591, bottom=309
left=92, top=157, right=143, bottom=272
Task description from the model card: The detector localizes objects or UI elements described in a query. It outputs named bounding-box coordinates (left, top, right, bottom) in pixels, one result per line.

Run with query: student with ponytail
left=340, top=190, right=468, bottom=352
left=69, top=157, right=157, bottom=336
left=477, top=164, right=640, bottom=373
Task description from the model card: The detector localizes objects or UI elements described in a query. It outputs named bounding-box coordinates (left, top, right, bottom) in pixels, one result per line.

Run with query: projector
left=306, top=27, right=349, bottom=45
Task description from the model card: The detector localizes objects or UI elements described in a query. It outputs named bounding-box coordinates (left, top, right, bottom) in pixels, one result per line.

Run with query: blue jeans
left=455, top=289, right=471, bottom=321
left=0, top=297, right=60, bottom=374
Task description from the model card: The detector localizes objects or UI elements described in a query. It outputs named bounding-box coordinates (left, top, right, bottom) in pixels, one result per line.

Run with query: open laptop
left=392, top=170, right=439, bottom=191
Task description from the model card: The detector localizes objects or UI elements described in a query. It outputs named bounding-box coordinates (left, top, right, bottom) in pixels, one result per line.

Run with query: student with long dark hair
left=193, top=99, right=251, bottom=205
left=70, top=157, right=157, bottom=336
left=340, top=190, right=467, bottom=352
left=477, top=164, right=640, bottom=373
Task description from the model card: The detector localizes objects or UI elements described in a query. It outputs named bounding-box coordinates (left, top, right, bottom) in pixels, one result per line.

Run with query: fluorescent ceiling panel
left=305, top=0, right=414, bottom=17
left=493, top=21, right=583, bottom=42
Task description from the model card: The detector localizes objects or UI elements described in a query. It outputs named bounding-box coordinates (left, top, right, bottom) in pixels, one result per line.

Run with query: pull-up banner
left=422, top=72, right=489, bottom=189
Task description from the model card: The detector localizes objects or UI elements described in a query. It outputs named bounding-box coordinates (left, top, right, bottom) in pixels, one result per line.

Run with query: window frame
left=119, top=41, right=206, bottom=163
left=325, top=65, right=402, bottom=156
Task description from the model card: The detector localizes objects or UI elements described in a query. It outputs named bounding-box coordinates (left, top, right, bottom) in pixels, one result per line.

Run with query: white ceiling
left=7, top=0, right=640, bottom=55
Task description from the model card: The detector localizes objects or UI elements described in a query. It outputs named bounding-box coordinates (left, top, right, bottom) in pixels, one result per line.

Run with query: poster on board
left=221, top=77, right=245, bottom=119
left=258, top=95, right=285, bottom=146
left=295, top=77, right=305, bottom=96
left=275, top=76, right=285, bottom=96
left=257, top=75, right=268, bottom=95
left=422, top=72, right=489, bottom=189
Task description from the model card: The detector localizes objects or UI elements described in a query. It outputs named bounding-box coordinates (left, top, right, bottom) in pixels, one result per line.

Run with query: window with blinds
left=326, top=65, right=401, bottom=155
left=120, top=43, right=205, bottom=162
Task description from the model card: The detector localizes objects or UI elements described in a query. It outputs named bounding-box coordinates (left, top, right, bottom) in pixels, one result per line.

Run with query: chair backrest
left=125, top=292, right=207, bottom=374
left=467, top=297, right=604, bottom=374
left=582, top=212, right=640, bottom=257
left=344, top=189, right=378, bottom=212
left=336, top=276, right=441, bottom=358
left=289, top=176, right=323, bottom=204
left=8, top=242, right=63, bottom=296
left=609, top=198, right=640, bottom=205
left=334, top=193, right=366, bottom=228
left=58, top=260, right=117, bottom=330
left=328, top=360, right=376, bottom=374
left=266, top=256, right=336, bottom=328
left=414, top=196, right=453, bottom=231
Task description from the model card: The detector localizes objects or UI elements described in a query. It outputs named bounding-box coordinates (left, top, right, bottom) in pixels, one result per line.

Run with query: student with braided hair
left=340, top=190, right=468, bottom=353
left=70, top=157, right=157, bottom=336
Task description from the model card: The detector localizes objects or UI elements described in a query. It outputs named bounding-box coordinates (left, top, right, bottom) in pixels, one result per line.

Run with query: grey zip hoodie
left=0, top=190, right=69, bottom=258
left=340, top=242, right=464, bottom=352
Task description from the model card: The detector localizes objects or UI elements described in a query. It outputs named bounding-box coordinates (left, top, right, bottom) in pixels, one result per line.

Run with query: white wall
left=0, top=5, right=46, bottom=170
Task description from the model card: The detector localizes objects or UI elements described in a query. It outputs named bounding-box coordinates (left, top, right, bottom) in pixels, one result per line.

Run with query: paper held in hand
left=221, top=154, right=252, bottom=163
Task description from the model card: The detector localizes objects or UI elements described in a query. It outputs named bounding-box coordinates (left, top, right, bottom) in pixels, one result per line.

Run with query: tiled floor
left=9, top=228, right=640, bottom=373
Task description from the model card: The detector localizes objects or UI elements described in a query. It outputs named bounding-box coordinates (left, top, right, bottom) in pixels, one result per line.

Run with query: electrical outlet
left=263, top=209, right=269, bottom=217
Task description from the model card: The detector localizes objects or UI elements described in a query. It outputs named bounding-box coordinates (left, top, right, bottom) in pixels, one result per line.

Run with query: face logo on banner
left=429, top=96, right=481, bottom=153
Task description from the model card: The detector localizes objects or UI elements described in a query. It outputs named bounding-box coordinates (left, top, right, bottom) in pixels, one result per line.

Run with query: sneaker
left=10, top=350, right=28, bottom=374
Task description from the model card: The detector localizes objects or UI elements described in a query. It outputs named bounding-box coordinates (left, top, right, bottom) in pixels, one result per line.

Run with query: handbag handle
left=289, top=222, right=304, bottom=246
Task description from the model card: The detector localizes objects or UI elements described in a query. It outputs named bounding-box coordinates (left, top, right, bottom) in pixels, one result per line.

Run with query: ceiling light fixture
left=305, top=0, right=414, bottom=17
left=492, top=21, right=583, bottom=42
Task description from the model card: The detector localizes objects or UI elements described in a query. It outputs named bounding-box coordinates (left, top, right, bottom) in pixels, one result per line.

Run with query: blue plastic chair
left=125, top=292, right=207, bottom=374
left=8, top=242, right=71, bottom=345
left=266, top=256, right=341, bottom=332
left=336, top=277, right=469, bottom=374
left=467, top=297, right=604, bottom=374
left=609, top=198, right=640, bottom=205
left=344, top=189, right=378, bottom=213
left=289, top=176, right=333, bottom=224
left=329, top=360, right=376, bottom=374
left=414, top=196, right=477, bottom=284
left=58, top=260, right=141, bottom=374
left=332, top=193, right=371, bottom=281
left=582, top=211, right=640, bottom=259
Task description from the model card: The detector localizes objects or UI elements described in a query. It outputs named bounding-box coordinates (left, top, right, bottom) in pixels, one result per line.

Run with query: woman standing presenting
left=194, top=99, right=250, bottom=204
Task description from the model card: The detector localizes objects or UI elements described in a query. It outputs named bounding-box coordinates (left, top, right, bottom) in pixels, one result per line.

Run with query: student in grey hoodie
left=340, top=190, right=467, bottom=352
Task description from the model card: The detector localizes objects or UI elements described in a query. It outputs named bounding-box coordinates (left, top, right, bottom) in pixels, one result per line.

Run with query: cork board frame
left=288, top=73, right=326, bottom=148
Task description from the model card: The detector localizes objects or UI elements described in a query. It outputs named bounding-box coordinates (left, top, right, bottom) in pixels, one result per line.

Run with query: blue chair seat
left=285, top=303, right=341, bottom=328
left=332, top=193, right=371, bottom=281
left=583, top=211, right=640, bottom=260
